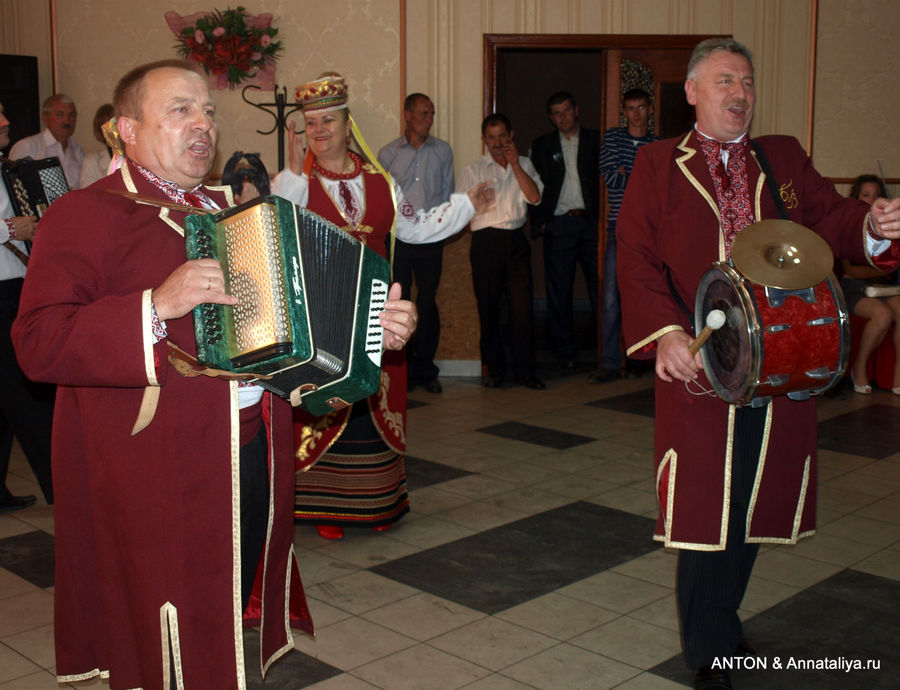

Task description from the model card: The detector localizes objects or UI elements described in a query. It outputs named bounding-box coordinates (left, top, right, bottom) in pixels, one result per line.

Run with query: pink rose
left=251, top=52, right=262, bottom=61
left=212, top=26, right=226, bottom=37
left=260, top=34, right=272, bottom=47
left=194, top=30, right=205, bottom=44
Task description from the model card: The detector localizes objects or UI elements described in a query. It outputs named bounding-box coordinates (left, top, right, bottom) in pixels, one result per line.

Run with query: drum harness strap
left=668, top=139, right=791, bottom=397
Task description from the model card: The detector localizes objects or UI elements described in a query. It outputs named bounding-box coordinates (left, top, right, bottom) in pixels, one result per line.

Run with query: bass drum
left=694, top=262, right=849, bottom=407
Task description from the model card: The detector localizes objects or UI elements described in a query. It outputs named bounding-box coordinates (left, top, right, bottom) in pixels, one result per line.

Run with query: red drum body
left=695, top=263, right=849, bottom=407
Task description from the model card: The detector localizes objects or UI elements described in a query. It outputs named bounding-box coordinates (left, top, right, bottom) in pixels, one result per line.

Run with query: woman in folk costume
left=272, top=73, right=491, bottom=539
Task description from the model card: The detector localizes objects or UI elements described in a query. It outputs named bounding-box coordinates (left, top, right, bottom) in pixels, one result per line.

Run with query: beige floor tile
left=751, top=550, right=842, bottom=588
left=407, top=487, right=475, bottom=516
left=558, top=572, right=670, bottom=614
left=818, top=514, right=900, bottom=547
left=423, top=449, right=513, bottom=473
left=292, top=548, right=362, bottom=587
left=306, top=571, right=419, bottom=616
left=576, top=460, right=653, bottom=485
left=0, top=670, right=63, bottom=690
left=353, top=644, right=491, bottom=689
left=457, top=674, right=536, bottom=689
left=822, top=472, right=900, bottom=498
left=438, top=474, right=519, bottom=500
left=570, top=616, right=682, bottom=669
left=0, top=624, right=55, bottom=670
left=436, top=500, right=524, bottom=531
left=611, top=548, right=677, bottom=588
left=486, top=487, right=573, bottom=516
left=6, top=508, right=54, bottom=536
left=0, top=643, right=41, bottom=684
left=0, top=517, right=37, bottom=541
left=851, top=547, right=900, bottom=581
left=528, top=450, right=605, bottom=474
left=380, top=516, right=476, bottom=550
left=783, top=532, right=882, bottom=567
left=815, top=485, right=879, bottom=514
left=302, top=596, right=354, bottom=630
left=853, top=498, right=900, bottom=525
left=538, top=474, right=622, bottom=499
left=301, top=674, right=380, bottom=690
left=502, top=642, right=640, bottom=689
left=854, top=458, right=900, bottom=483
left=495, top=592, right=619, bottom=641
left=588, top=487, right=659, bottom=516
left=314, top=532, right=420, bottom=569
left=291, top=617, right=415, bottom=671
left=429, top=617, right=557, bottom=672
left=361, top=593, right=485, bottom=641
left=739, top=575, right=801, bottom=614
left=614, top=671, right=692, bottom=689
left=481, top=460, right=563, bottom=486
left=0, top=591, right=52, bottom=638
left=628, top=593, right=680, bottom=633
left=0, top=570, right=40, bottom=602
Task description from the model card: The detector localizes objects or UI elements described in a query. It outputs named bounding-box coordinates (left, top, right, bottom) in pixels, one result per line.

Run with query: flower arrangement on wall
left=164, top=7, right=283, bottom=90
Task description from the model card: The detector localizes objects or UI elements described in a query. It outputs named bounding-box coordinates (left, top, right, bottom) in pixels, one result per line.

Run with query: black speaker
left=0, top=54, right=40, bottom=156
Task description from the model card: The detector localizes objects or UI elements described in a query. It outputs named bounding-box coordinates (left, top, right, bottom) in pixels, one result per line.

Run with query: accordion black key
left=1, top=156, right=70, bottom=217
left=184, top=195, right=389, bottom=416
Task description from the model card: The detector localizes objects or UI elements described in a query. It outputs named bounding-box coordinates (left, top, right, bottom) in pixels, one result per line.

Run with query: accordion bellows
left=1, top=156, right=70, bottom=217
left=184, top=196, right=389, bottom=415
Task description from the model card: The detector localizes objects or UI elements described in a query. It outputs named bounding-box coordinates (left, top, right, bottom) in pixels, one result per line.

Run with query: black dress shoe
left=423, top=377, right=442, bottom=394
left=483, top=375, right=505, bottom=388
left=558, top=357, right=576, bottom=371
left=588, top=367, right=620, bottom=384
left=514, top=376, right=546, bottom=390
left=0, top=493, right=37, bottom=514
left=694, top=667, right=731, bottom=689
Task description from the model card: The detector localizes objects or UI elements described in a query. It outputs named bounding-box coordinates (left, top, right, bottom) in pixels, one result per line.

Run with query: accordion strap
left=166, top=341, right=271, bottom=381
left=2, top=241, right=28, bottom=267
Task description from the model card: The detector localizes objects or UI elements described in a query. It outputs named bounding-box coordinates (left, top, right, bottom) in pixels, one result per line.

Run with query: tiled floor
left=1, top=370, right=898, bottom=689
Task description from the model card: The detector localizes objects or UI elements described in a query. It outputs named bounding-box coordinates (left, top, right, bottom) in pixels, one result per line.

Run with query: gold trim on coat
left=228, top=382, right=247, bottom=690
left=745, top=401, right=772, bottom=537
left=626, top=324, right=683, bottom=357
left=160, top=602, right=185, bottom=690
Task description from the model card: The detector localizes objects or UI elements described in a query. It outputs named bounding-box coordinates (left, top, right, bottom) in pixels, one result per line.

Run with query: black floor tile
left=476, top=421, right=596, bottom=450
left=817, top=404, right=900, bottom=459
left=404, top=455, right=472, bottom=490
left=370, top=501, right=658, bottom=614
left=243, top=629, right=341, bottom=689
left=650, top=568, right=900, bottom=689
left=587, top=387, right=655, bottom=417
left=0, top=530, right=55, bottom=588
left=406, top=398, right=427, bottom=409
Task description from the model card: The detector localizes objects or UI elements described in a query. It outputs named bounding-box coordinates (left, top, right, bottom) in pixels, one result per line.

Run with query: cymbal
left=731, top=220, right=833, bottom=289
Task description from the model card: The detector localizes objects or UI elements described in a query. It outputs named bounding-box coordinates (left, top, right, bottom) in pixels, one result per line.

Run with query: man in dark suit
left=530, top=92, right=600, bottom=369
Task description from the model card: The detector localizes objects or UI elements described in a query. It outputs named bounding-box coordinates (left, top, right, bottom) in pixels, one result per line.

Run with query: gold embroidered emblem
left=779, top=180, right=798, bottom=209
left=377, top=370, right=405, bottom=442
left=295, top=412, right=338, bottom=467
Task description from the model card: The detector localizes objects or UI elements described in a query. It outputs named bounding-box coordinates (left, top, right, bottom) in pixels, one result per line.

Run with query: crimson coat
left=12, top=160, right=312, bottom=689
left=617, top=131, right=898, bottom=549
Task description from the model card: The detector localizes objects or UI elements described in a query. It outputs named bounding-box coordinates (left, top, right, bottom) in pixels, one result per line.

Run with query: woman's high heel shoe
left=851, top=376, right=872, bottom=395
left=316, top=525, right=344, bottom=540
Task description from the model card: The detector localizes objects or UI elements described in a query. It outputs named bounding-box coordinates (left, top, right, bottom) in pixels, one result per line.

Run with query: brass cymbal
left=731, top=220, right=833, bottom=289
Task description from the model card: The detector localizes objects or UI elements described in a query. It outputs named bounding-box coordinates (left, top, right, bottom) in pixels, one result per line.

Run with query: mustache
left=726, top=100, right=750, bottom=110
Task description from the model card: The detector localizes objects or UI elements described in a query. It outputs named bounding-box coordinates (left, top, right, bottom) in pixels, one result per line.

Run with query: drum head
left=695, top=264, right=760, bottom=404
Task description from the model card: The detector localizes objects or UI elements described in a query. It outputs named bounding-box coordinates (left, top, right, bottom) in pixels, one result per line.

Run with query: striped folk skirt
left=294, top=404, right=410, bottom=528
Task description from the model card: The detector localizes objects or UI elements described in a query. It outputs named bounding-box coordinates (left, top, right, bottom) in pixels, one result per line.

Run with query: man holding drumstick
left=617, top=38, right=900, bottom=689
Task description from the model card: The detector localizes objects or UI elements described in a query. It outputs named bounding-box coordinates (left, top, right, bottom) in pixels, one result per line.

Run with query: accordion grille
left=222, top=203, right=291, bottom=359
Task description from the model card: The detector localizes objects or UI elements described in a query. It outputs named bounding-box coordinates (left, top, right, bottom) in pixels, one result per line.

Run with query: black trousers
left=393, top=238, right=443, bottom=381
left=239, top=423, right=269, bottom=611
left=676, top=404, right=767, bottom=669
left=0, top=278, right=54, bottom=504
left=469, top=227, right=536, bottom=379
left=542, top=214, right=599, bottom=358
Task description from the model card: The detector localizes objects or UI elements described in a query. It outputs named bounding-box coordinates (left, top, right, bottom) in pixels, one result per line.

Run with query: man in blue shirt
left=378, top=93, right=454, bottom=393
left=591, top=88, right=659, bottom=382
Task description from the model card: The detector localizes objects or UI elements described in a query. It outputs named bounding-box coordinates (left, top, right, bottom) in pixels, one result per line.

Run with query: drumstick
left=688, top=309, right=726, bottom=355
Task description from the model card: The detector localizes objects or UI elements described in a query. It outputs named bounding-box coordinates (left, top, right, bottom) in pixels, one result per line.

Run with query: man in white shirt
left=10, top=94, right=84, bottom=190
left=457, top=113, right=545, bottom=389
left=0, top=100, right=54, bottom=512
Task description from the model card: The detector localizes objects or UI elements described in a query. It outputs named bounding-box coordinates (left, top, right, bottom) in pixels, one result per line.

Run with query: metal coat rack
left=241, top=84, right=303, bottom=172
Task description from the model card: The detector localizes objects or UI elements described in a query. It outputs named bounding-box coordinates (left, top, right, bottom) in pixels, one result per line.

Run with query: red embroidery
left=697, top=136, right=755, bottom=258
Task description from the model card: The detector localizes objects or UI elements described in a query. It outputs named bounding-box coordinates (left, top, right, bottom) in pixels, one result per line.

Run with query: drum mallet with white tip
left=688, top=309, right=726, bottom=355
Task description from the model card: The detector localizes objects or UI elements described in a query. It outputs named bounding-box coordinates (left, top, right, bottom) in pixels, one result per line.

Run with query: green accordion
left=184, top=195, right=389, bottom=416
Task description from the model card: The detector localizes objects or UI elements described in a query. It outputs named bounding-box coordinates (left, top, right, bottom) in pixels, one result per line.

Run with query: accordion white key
left=184, top=195, right=389, bottom=415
